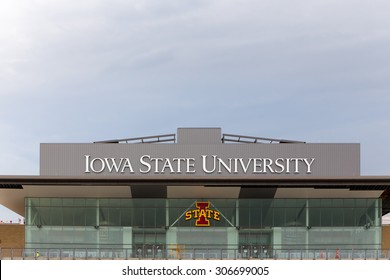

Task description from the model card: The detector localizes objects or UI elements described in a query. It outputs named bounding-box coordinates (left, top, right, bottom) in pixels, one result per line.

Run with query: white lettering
left=291, top=158, right=300, bottom=174
left=161, top=158, right=175, bottom=173
left=202, top=155, right=216, bottom=173
left=151, top=158, right=163, bottom=173
left=85, top=155, right=91, bottom=173
left=285, top=158, right=290, bottom=173
left=274, top=158, right=285, bottom=173
left=172, top=158, right=186, bottom=173
left=218, top=158, right=232, bottom=173
left=90, top=157, right=105, bottom=173
left=121, top=158, right=134, bottom=173
left=303, top=158, right=315, bottom=173
left=253, top=158, right=262, bottom=173
left=263, top=158, right=274, bottom=173
left=139, top=155, right=151, bottom=173
left=186, top=158, right=196, bottom=173
left=238, top=158, right=252, bottom=173
left=105, top=158, right=123, bottom=173
left=83, top=155, right=315, bottom=175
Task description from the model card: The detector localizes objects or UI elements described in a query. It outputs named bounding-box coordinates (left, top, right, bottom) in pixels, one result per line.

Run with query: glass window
left=109, top=199, right=121, bottom=207
left=51, top=208, right=63, bottom=226
left=121, top=208, right=133, bottom=226
left=63, top=207, right=74, bottom=226
left=85, top=208, right=96, bottom=226
left=344, top=208, right=355, bottom=226
left=309, top=208, right=321, bottom=227
left=51, top=198, right=62, bottom=207
left=40, top=198, right=51, bottom=207
left=28, top=198, right=40, bottom=207
left=250, top=208, right=261, bottom=227
left=321, top=208, right=332, bottom=226
left=99, top=208, right=110, bottom=226
left=86, top=199, right=96, bottom=207
left=332, top=199, right=343, bottom=207
left=320, top=199, right=332, bottom=207
left=99, top=199, right=110, bottom=207
left=74, top=207, right=85, bottom=226
left=38, top=207, right=51, bottom=225
left=262, top=207, right=273, bottom=228
left=144, top=208, right=156, bottom=227
left=332, top=208, right=344, bottom=226
left=285, top=207, right=302, bottom=227
left=343, top=199, right=354, bottom=207
left=239, top=208, right=250, bottom=227
left=273, top=208, right=285, bottom=227
left=63, top=199, right=74, bottom=207
left=109, top=208, right=121, bottom=226
left=355, top=199, right=367, bottom=207
left=155, top=207, right=166, bottom=227
left=133, top=208, right=144, bottom=227
left=74, top=199, right=86, bottom=207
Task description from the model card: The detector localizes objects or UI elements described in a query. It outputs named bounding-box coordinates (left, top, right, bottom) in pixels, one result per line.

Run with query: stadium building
left=1, top=127, right=390, bottom=259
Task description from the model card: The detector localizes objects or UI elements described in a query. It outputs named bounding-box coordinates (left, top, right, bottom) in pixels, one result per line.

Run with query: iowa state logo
left=185, top=202, right=221, bottom=226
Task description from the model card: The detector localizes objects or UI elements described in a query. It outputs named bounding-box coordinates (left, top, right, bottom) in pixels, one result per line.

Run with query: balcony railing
left=1, top=247, right=390, bottom=260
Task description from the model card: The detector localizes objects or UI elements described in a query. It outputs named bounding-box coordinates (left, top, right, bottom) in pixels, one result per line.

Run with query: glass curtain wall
left=25, top=198, right=382, bottom=251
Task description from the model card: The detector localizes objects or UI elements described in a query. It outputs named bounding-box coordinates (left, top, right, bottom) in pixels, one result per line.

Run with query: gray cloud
left=0, top=0, right=390, bottom=176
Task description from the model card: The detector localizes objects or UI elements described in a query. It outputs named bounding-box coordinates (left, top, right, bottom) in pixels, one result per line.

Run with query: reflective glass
left=24, top=197, right=382, bottom=250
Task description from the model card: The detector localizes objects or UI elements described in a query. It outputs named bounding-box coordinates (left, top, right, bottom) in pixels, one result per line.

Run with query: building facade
left=1, top=128, right=390, bottom=259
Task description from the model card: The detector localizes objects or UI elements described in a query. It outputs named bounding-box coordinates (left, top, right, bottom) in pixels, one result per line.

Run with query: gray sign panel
left=40, top=143, right=360, bottom=177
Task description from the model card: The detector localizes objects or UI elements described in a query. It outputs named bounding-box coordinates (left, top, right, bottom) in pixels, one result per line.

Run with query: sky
left=0, top=0, right=390, bottom=223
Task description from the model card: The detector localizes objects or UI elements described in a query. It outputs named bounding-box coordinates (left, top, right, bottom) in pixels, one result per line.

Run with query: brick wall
left=383, top=225, right=390, bottom=250
left=0, top=224, right=25, bottom=248
left=0, top=225, right=25, bottom=258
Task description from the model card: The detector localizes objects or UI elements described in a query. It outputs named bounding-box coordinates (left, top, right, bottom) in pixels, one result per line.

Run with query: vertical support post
left=236, top=200, right=239, bottom=227
left=166, top=200, right=170, bottom=228
left=236, top=200, right=240, bottom=258
left=375, top=199, right=381, bottom=251
left=306, top=199, right=309, bottom=252
left=96, top=199, right=100, bottom=252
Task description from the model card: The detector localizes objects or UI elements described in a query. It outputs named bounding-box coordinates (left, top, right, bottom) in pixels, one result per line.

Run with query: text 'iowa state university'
left=84, top=155, right=315, bottom=175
